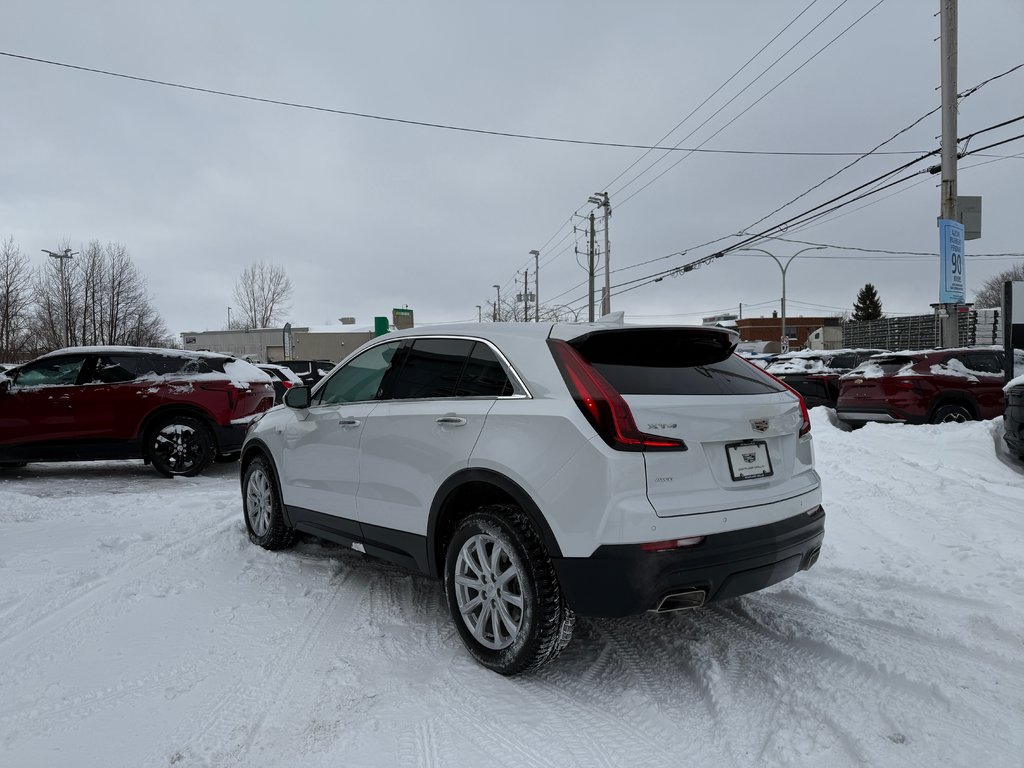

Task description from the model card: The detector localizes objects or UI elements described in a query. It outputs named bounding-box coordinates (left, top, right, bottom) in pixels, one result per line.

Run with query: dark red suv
left=0, top=347, right=275, bottom=476
left=836, top=347, right=1006, bottom=426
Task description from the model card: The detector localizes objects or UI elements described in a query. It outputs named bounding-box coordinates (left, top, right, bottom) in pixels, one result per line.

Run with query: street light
left=492, top=284, right=501, bottom=322
left=736, top=245, right=826, bottom=353
left=529, top=250, right=540, bottom=322
left=41, top=248, right=78, bottom=346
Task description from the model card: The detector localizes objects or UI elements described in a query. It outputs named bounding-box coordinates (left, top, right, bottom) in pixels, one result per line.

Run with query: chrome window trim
left=310, top=334, right=532, bottom=404
left=399, top=334, right=532, bottom=400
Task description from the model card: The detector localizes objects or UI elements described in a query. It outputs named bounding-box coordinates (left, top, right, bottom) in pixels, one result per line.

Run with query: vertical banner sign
left=938, top=218, right=966, bottom=303
left=283, top=322, right=293, bottom=360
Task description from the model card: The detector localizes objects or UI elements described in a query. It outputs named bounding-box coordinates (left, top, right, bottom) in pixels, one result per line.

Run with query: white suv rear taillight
left=548, top=339, right=687, bottom=452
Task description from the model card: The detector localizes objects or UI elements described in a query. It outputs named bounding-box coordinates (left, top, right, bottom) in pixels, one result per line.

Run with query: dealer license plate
left=726, top=440, right=773, bottom=481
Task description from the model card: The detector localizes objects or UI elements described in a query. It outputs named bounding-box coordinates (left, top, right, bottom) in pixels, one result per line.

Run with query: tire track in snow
left=0, top=657, right=214, bottom=735
left=766, top=586, right=1022, bottom=676
left=693, top=603, right=869, bottom=766
left=698, top=596, right=1020, bottom=766
left=140, top=554, right=375, bottom=767
left=0, top=509, right=240, bottom=659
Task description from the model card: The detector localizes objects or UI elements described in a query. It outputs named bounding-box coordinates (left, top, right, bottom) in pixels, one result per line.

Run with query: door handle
left=435, top=416, right=467, bottom=426
left=338, top=418, right=361, bottom=428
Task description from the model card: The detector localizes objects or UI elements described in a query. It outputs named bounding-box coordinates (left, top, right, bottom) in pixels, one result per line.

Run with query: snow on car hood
left=766, top=358, right=831, bottom=374
left=223, top=359, right=273, bottom=386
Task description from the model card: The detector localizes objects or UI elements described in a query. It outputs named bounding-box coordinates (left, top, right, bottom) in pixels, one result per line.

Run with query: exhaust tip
left=803, top=547, right=821, bottom=570
left=654, top=589, right=707, bottom=613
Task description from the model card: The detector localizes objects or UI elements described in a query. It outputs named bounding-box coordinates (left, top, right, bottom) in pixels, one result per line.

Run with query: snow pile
left=1, top=413, right=1023, bottom=767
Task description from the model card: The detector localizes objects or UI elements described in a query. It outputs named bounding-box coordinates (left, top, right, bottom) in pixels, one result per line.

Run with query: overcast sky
left=2, top=1, right=1022, bottom=338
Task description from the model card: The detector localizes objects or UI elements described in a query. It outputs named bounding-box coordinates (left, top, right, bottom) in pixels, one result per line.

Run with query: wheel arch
left=926, top=390, right=980, bottom=421
left=139, top=404, right=220, bottom=456
left=239, top=439, right=293, bottom=526
left=427, top=468, right=562, bottom=578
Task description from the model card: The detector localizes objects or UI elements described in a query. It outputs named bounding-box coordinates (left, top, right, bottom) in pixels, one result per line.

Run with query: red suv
left=0, top=347, right=275, bottom=476
left=836, top=347, right=1006, bottom=426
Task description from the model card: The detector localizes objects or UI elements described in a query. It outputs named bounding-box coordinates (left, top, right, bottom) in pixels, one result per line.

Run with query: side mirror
left=283, top=385, right=310, bottom=409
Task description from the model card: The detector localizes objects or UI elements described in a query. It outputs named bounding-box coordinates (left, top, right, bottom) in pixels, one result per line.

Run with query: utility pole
left=227, top=306, right=232, bottom=329
left=523, top=270, right=529, bottom=322
left=938, top=0, right=961, bottom=348
left=940, top=0, right=958, bottom=223
left=492, top=284, right=501, bottom=322
left=589, top=193, right=611, bottom=316
left=475, top=305, right=482, bottom=323
left=588, top=212, right=597, bottom=322
left=530, top=250, right=540, bottom=322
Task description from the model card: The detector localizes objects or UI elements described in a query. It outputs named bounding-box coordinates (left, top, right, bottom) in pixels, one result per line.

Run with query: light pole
left=41, top=248, right=78, bottom=346
left=227, top=306, right=232, bottom=329
left=529, top=249, right=540, bottom=321
left=492, top=284, right=501, bottom=322
left=475, top=304, right=482, bottom=323
left=737, top=245, right=826, bottom=353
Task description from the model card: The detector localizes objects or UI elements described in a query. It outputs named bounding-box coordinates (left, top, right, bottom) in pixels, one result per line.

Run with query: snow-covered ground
left=2, top=410, right=1023, bottom=768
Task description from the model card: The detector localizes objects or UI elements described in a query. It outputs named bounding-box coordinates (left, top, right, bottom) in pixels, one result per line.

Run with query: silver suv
left=240, top=321, right=824, bottom=674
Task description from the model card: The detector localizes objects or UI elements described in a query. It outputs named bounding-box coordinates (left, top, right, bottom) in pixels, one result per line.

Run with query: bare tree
left=487, top=297, right=584, bottom=323
left=0, top=236, right=34, bottom=360
left=973, top=262, right=1024, bottom=308
left=32, top=240, right=168, bottom=351
left=232, top=260, right=293, bottom=329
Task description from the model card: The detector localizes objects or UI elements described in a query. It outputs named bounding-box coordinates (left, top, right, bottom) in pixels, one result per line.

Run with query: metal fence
left=841, top=309, right=1001, bottom=351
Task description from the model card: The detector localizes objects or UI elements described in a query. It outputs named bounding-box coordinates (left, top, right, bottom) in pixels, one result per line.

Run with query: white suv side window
left=390, top=338, right=476, bottom=400
left=315, top=342, right=400, bottom=405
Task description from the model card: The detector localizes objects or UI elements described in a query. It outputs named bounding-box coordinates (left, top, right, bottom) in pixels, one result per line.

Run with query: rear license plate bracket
left=726, top=440, right=773, bottom=481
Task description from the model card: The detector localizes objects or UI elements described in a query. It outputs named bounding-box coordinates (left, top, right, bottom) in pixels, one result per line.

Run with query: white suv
left=240, top=321, right=824, bottom=674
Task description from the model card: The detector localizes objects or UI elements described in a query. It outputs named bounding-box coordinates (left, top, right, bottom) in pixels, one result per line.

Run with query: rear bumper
left=212, top=422, right=249, bottom=454
left=551, top=507, right=825, bottom=618
left=836, top=406, right=927, bottom=424
left=1005, top=389, right=1024, bottom=457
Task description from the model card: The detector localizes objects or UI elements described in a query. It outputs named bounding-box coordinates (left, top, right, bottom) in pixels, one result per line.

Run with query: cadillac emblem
left=750, top=418, right=769, bottom=433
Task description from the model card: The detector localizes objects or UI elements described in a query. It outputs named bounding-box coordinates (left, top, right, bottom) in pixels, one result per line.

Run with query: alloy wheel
left=246, top=467, right=274, bottom=537
left=453, top=533, right=525, bottom=650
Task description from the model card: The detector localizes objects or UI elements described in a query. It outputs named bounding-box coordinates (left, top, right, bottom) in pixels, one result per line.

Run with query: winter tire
left=931, top=404, right=973, bottom=424
left=243, top=455, right=296, bottom=550
left=444, top=504, right=575, bottom=675
left=148, top=415, right=215, bottom=477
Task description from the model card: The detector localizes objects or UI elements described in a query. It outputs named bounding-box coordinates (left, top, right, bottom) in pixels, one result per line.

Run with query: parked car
left=257, top=363, right=304, bottom=404
left=240, top=322, right=824, bottom=674
left=766, top=349, right=890, bottom=409
left=1004, top=375, right=1024, bottom=460
left=269, top=359, right=336, bottom=388
left=836, top=347, right=1007, bottom=426
left=0, top=346, right=275, bottom=476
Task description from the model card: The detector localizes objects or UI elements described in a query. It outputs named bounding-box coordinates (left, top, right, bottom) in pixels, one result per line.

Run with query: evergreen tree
left=852, top=283, right=883, bottom=321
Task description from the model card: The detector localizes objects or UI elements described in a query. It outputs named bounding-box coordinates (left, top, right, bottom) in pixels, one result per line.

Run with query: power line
left=584, top=116, right=1024, bottom=301
left=766, top=235, right=1023, bottom=259
left=746, top=61, right=1024, bottom=232
left=515, top=0, right=833, bottom=316
left=601, top=0, right=825, bottom=192
left=0, top=49, right=928, bottom=157
left=613, top=0, right=889, bottom=208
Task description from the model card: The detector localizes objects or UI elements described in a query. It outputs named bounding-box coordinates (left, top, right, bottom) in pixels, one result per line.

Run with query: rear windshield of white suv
left=569, top=329, right=786, bottom=396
